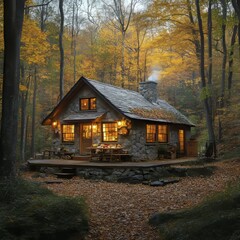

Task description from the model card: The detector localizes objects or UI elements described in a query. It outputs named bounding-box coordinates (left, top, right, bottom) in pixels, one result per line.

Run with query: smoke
left=148, top=68, right=161, bottom=82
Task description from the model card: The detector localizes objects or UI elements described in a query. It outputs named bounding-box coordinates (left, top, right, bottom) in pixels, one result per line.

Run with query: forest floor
left=23, top=158, right=240, bottom=240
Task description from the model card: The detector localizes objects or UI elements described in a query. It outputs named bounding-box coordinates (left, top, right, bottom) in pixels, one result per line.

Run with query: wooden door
left=178, top=129, right=185, bottom=154
left=80, top=123, right=92, bottom=154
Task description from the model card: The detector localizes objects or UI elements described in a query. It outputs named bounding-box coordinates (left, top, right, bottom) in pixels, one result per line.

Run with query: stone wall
left=76, top=166, right=173, bottom=183
left=75, top=164, right=214, bottom=183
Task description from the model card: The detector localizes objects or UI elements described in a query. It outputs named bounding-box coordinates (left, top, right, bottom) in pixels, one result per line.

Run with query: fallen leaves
left=22, top=159, right=240, bottom=240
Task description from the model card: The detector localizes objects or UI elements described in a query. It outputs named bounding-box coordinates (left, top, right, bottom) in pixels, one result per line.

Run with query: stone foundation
left=76, top=165, right=215, bottom=183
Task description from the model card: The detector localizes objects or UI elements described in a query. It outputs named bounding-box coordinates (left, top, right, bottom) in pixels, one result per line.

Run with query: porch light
left=52, top=121, right=58, bottom=128
left=117, top=121, right=122, bottom=127
left=117, top=119, right=131, bottom=129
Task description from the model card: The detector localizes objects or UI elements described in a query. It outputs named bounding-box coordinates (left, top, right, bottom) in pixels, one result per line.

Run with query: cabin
left=42, top=76, right=195, bottom=161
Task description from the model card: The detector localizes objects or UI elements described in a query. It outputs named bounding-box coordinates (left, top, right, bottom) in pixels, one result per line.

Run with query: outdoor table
left=87, top=146, right=124, bottom=162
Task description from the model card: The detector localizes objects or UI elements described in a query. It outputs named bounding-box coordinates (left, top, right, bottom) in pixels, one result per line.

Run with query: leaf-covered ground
left=23, top=159, right=240, bottom=240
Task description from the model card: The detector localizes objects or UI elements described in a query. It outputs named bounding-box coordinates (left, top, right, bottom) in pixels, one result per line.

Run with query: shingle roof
left=63, top=112, right=106, bottom=122
left=86, top=78, right=194, bottom=126
left=42, top=76, right=194, bottom=126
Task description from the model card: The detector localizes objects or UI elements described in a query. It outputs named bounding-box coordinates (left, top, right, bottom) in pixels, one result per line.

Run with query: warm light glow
left=117, top=121, right=122, bottom=127
left=52, top=121, right=57, bottom=128
left=92, top=124, right=97, bottom=133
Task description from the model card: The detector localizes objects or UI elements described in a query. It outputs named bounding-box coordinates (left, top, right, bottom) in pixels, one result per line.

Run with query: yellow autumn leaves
left=21, top=17, right=51, bottom=66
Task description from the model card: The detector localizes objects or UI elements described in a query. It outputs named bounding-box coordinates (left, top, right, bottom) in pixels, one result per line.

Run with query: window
left=62, top=124, right=75, bottom=142
left=146, top=124, right=168, bottom=143
left=179, top=129, right=185, bottom=153
left=146, top=124, right=156, bottom=143
left=102, top=122, right=118, bottom=142
left=158, top=125, right=168, bottom=143
left=80, top=98, right=96, bottom=110
left=90, top=98, right=96, bottom=110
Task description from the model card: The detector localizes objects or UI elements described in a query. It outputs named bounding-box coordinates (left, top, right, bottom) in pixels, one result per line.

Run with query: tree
left=0, top=0, right=25, bottom=178
left=195, top=0, right=216, bottom=158
left=102, top=0, right=138, bottom=87
left=59, top=0, right=64, bottom=100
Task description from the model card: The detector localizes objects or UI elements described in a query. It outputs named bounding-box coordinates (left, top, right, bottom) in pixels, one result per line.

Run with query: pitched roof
left=63, top=112, right=106, bottom=122
left=42, top=76, right=194, bottom=126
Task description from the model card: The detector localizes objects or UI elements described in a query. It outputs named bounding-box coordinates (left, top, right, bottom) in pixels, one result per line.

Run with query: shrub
left=149, top=181, right=240, bottom=240
left=0, top=179, right=88, bottom=240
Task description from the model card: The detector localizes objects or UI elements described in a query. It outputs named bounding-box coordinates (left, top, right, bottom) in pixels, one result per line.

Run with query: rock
left=121, top=169, right=135, bottom=177
left=142, top=181, right=150, bottom=185
left=161, top=178, right=180, bottom=185
left=150, top=181, right=165, bottom=187
left=143, top=174, right=152, bottom=180
left=132, top=175, right=144, bottom=181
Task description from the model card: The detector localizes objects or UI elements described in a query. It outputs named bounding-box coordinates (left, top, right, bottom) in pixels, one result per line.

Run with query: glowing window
left=62, top=125, right=74, bottom=142
left=102, top=122, right=118, bottom=142
left=179, top=129, right=185, bottom=153
left=80, top=98, right=96, bottom=110
left=158, top=125, right=168, bottom=143
left=146, top=124, right=156, bottom=143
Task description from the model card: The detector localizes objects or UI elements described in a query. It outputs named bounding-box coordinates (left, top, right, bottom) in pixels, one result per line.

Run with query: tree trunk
left=0, top=0, right=25, bottom=179
left=207, top=0, right=213, bottom=117
left=220, top=0, right=227, bottom=109
left=20, top=64, right=31, bottom=162
left=227, top=24, right=238, bottom=94
left=195, top=0, right=216, bottom=158
left=121, top=31, right=126, bottom=88
left=31, top=66, right=37, bottom=158
left=59, top=0, right=64, bottom=100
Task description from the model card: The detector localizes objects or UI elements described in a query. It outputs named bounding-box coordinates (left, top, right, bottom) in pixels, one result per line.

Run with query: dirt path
left=23, top=159, right=240, bottom=240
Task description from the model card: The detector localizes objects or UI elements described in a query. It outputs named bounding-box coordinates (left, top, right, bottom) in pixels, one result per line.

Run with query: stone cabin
left=42, top=76, right=195, bottom=161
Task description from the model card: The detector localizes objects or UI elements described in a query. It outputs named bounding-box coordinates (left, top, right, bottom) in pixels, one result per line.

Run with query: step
left=54, top=172, right=75, bottom=179
left=61, top=167, right=76, bottom=173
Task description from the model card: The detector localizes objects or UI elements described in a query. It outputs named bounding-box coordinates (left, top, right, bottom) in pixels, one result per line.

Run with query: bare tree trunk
left=72, top=2, right=77, bottom=83
left=195, top=0, right=216, bottom=158
left=143, top=49, right=148, bottom=82
left=0, top=0, right=25, bottom=178
left=20, top=64, right=31, bottom=162
left=207, top=0, right=213, bottom=117
left=227, top=24, right=238, bottom=95
left=220, top=0, right=227, bottom=109
left=121, top=31, right=126, bottom=87
left=59, top=0, right=64, bottom=100
left=31, top=66, right=37, bottom=158
left=40, top=0, right=46, bottom=31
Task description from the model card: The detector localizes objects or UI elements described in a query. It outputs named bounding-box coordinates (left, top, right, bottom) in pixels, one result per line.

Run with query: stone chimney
left=139, top=81, right=158, bottom=103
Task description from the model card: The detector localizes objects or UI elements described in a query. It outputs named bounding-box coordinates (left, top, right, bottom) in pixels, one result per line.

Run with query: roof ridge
left=86, top=77, right=140, bottom=95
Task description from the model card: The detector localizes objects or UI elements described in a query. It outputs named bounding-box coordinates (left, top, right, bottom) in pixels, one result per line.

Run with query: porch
left=27, top=157, right=204, bottom=183
left=28, top=157, right=197, bottom=169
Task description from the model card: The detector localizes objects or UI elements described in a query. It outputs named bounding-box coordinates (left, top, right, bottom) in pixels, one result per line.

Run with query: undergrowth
left=0, top=179, right=88, bottom=240
left=149, top=181, right=240, bottom=240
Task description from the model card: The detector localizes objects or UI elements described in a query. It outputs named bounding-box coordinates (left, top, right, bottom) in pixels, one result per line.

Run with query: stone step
left=61, top=167, right=76, bottom=173
left=54, top=172, right=75, bottom=179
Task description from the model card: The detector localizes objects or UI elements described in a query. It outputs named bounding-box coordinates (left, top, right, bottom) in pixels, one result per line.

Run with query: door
left=178, top=129, right=185, bottom=155
left=80, top=123, right=92, bottom=154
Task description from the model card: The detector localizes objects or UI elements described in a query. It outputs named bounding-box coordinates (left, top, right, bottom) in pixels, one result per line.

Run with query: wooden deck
left=28, top=157, right=198, bottom=169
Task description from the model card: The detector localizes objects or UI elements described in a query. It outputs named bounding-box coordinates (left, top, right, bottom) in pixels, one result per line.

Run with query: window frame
left=146, top=124, right=168, bottom=143
left=146, top=124, right=157, bottom=143
left=62, top=124, right=75, bottom=143
left=157, top=125, right=168, bottom=143
left=79, top=97, right=97, bottom=111
left=102, top=122, right=118, bottom=142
